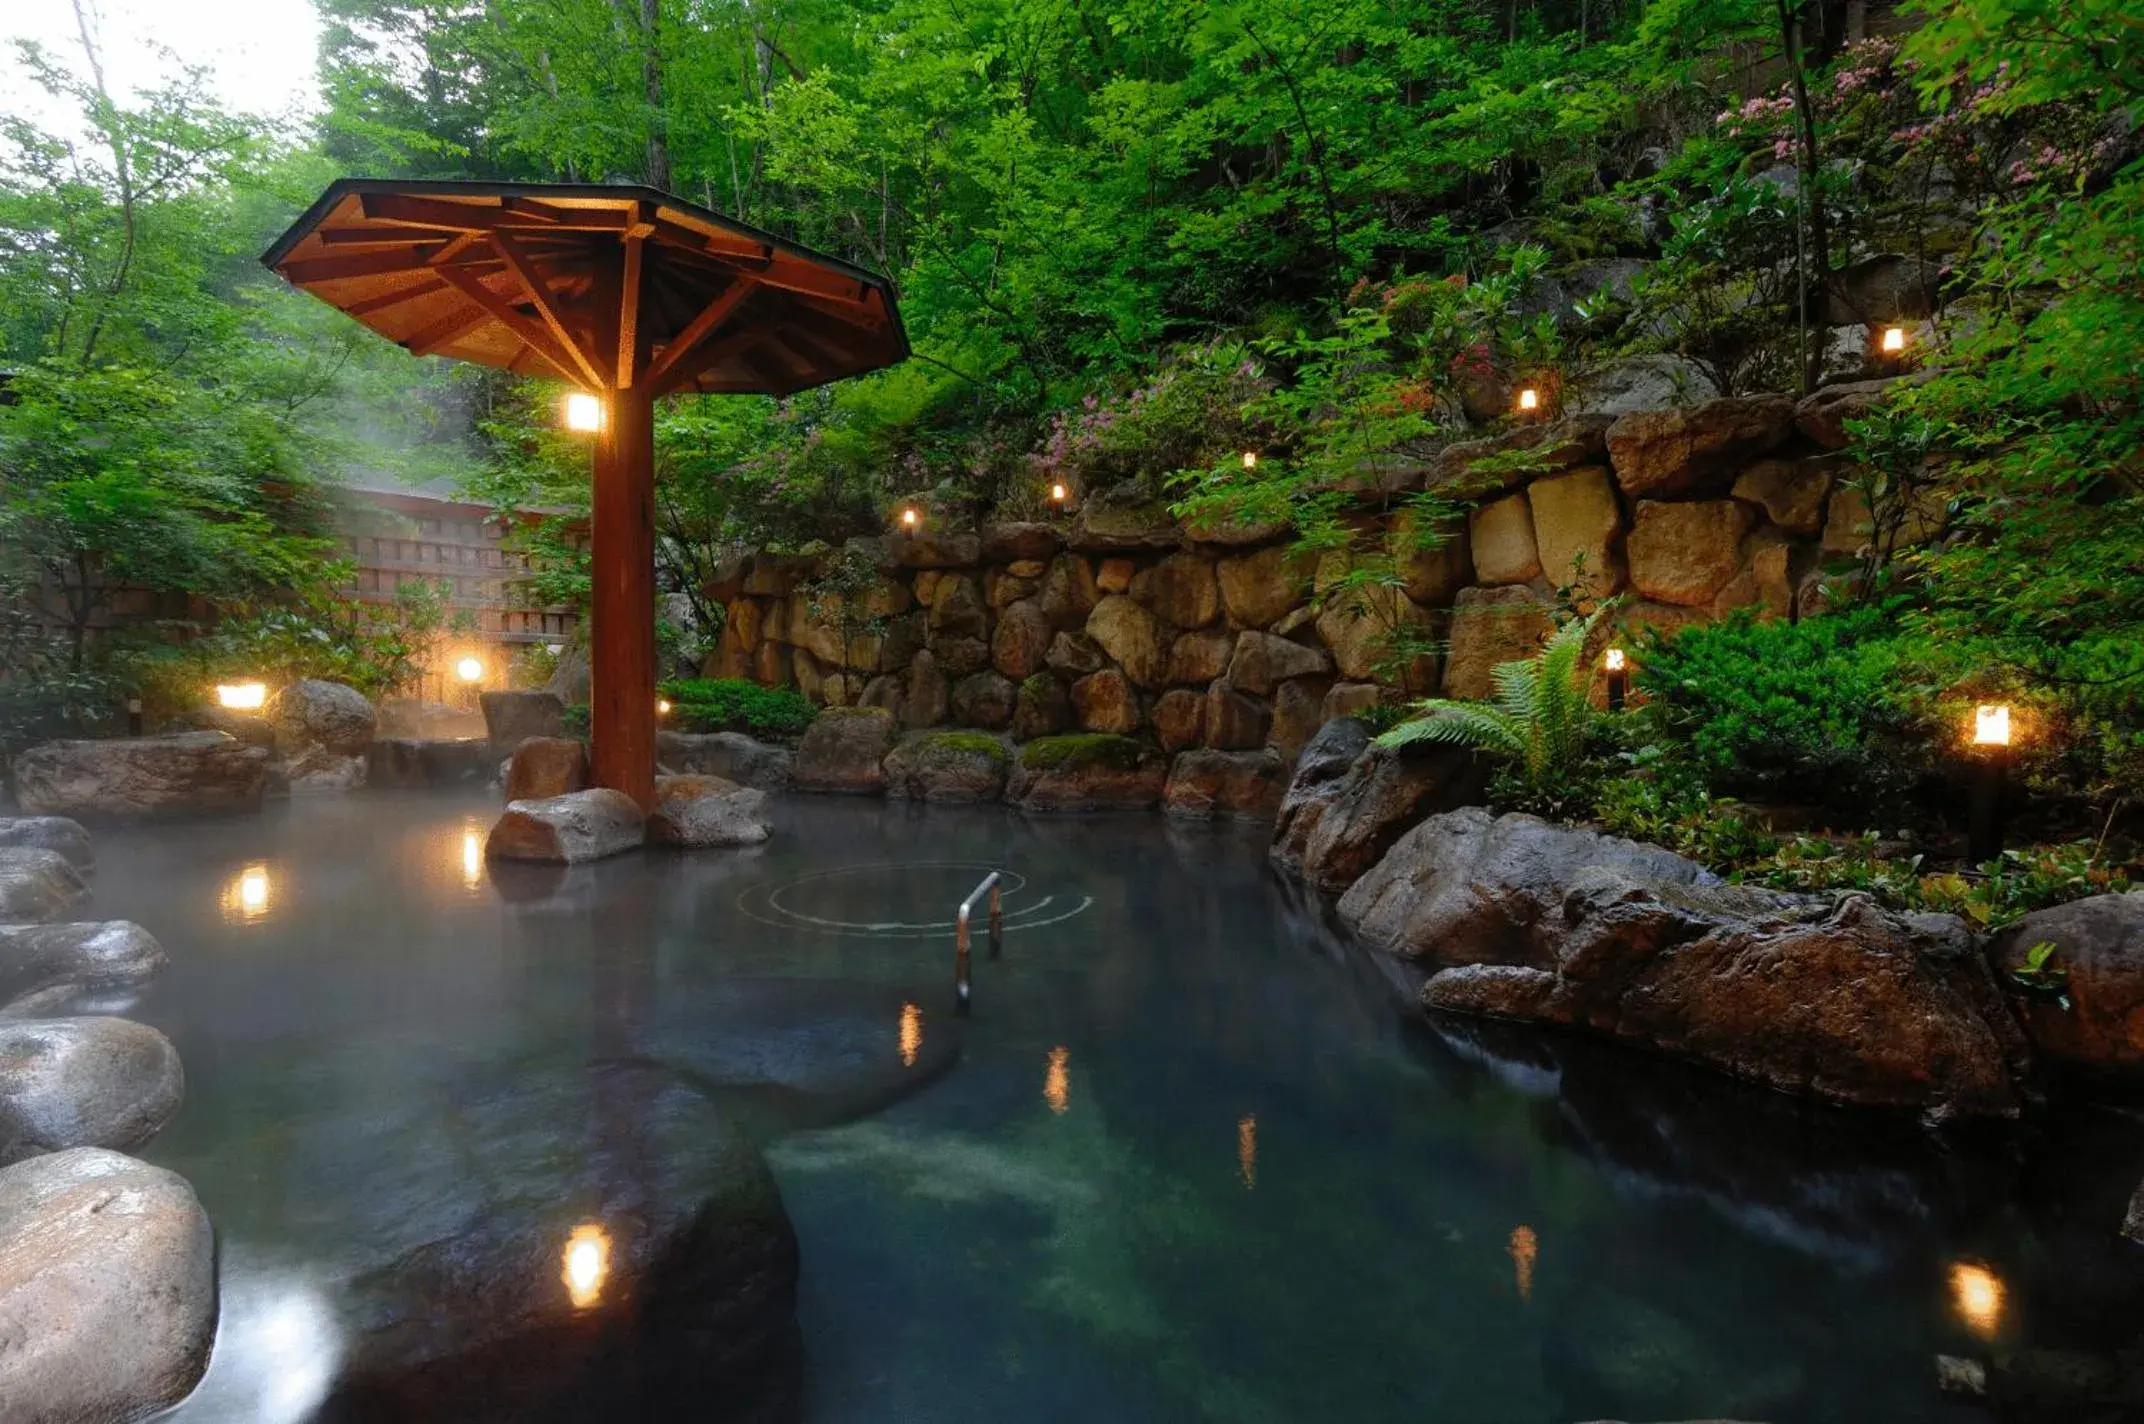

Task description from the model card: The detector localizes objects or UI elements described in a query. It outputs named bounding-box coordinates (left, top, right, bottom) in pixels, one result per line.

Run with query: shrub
left=658, top=678, right=817, bottom=741
left=1632, top=606, right=1934, bottom=814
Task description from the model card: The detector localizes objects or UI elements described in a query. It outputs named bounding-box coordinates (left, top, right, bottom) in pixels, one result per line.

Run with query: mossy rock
left=883, top=731, right=1010, bottom=803
left=1016, top=734, right=1147, bottom=772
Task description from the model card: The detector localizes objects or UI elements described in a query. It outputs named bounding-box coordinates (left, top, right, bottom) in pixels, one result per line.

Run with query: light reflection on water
left=563, top=1223, right=611, bottom=1310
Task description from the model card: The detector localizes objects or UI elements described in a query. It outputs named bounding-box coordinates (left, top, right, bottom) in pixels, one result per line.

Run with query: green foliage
left=657, top=678, right=818, bottom=741
left=2009, top=940, right=2070, bottom=1008
left=1741, top=836, right=2129, bottom=929
left=1376, top=607, right=1608, bottom=810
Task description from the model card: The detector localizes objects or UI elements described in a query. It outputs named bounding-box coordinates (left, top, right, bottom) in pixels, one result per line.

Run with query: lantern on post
left=1516, top=386, right=1540, bottom=415
left=1603, top=647, right=1628, bottom=712
left=1968, top=704, right=2012, bottom=866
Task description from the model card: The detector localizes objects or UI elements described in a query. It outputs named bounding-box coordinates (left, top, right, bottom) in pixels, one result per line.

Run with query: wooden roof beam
left=652, top=325, right=770, bottom=398
left=489, top=228, right=609, bottom=389
left=435, top=263, right=586, bottom=386
left=360, top=192, right=633, bottom=233
left=342, top=275, right=450, bottom=316
left=642, top=277, right=759, bottom=394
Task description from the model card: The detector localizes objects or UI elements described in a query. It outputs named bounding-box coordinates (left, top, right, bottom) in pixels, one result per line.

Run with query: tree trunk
left=1778, top=0, right=1832, bottom=396
left=640, top=0, right=669, bottom=191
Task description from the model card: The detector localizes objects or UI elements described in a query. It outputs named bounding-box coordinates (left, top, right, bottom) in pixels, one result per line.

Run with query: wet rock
left=270, top=679, right=377, bottom=760
left=1204, top=680, right=1272, bottom=751
left=285, top=748, right=368, bottom=794
left=904, top=650, right=950, bottom=729
left=1011, top=674, right=1073, bottom=742
left=1627, top=499, right=1756, bottom=607
left=12, top=731, right=270, bottom=822
left=504, top=736, right=589, bottom=802
left=646, top=776, right=772, bottom=848
left=0, top=847, right=88, bottom=923
left=0, top=817, right=92, bottom=874
left=654, top=731, right=794, bottom=791
left=1426, top=414, right=1614, bottom=497
left=892, top=530, right=981, bottom=569
left=1164, top=749, right=1288, bottom=821
left=1071, top=669, right=1143, bottom=735
left=1527, top=465, right=1626, bottom=598
left=1270, top=734, right=1488, bottom=893
left=1226, top=632, right=1331, bottom=696
left=1316, top=585, right=1435, bottom=687
left=1348, top=809, right=2029, bottom=1115
left=1037, top=554, right=1101, bottom=631
left=368, top=737, right=496, bottom=789
left=307, top=1060, right=798, bottom=1422
left=926, top=574, right=989, bottom=643
left=991, top=598, right=1051, bottom=680
left=1390, top=515, right=1472, bottom=608
left=1008, top=735, right=1167, bottom=811
left=1443, top=586, right=1554, bottom=700
left=791, top=708, right=896, bottom=794
left=1068, top=486, right=1180, bottom=552
left=1268, top=678, right=1330, bottom=757
left=1988, top=892, right=2144, bottom=1075
left=1085, top=595, right=1169, bottom=687
left=1045, top=630, right=1108, bottom=680
left=881, top=731, right=1011, bottom=804
left=1217, top=545, right=1312, bottom=629
left=950, top=671, right=1017, bottom=730
left=1607, top=394, right=1796, bottom=498
left=1152, top=689, right=1207, bottom=753
left=376, top=698, right=486, bottom=741
left=478, top=691, right=567, bottom=756
left=486, top=788, right=646, bottom=864
left=0, top=921, right=164, bottom=1017
left=0, top=1017, right=184, bottom=1164
left=1321, top=683, right=1385, bottom=722
left=1129, top=552, right=1220, bottom=629
left=981, top=521, right=1062, bottom=563
left=0, top=1148, right=214, bottom=1421
left=1468, top=492, right=1542, bottom=585
left=1826, top=253, right=1942, bottom=324
left=1795, top=374, right=1925, bottom=450
left=927, top=634, right=991, bottom=677
left=1732, top=455, right=1837, bottom=535
left=1167, top=631, right=1236, bottom=686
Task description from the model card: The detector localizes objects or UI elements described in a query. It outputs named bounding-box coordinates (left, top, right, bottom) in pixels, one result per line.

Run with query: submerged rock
left=656, top=730, right=794, bottom=790
left=882, top=731, right=1011, bottom=804
left=1163, top=749, right=1289, bottom=821
left=646, top=776, right=772, bottom=848
left=0, top=1147, right=215, bottom=1421
left=0, top=847, right=89, bottom=923
left=1343, top=808, right=2030, bottom=1116
left=11, top=731, right=270, bottom=822
left=1988, top=892, right=2144, bottom=1076
left=0, top=816, right=94, bottom=873
left=1006, top=734, right=1167, bottom=811
left=487, top=788, right=645, bottom=865
left=1268, top=726, right=1488, bottom=893
left=0, top=1016, right=184, bottom=1164
left=0, top=920, right=166, bottom=1016
left=791, top=708, right=896, bottom=794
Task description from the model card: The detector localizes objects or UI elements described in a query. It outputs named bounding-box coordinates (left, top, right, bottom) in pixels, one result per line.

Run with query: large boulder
left=981, top=521, right=1063, bottom=563
left=0, top=848, right=88, bottom=924
left=1068, top=486, right=1180, bottom=552
left=950, top=670, right=1017, bottom=730
left=1008, top=735, right=1168, bottom=811
left=1794, top=374, right=1925, bottom=450
left=1152, top=688, right=1207, bottom=753
left=366, top=737, right=496, bottom=789
left=1315, top=585, right=1434, bottom=687
left=1626, top=498, right=1756, bottom=607
left=0, top=817, right=93, bottom=874
left=882, top=731, right=1012, bottom=803
left=1085, top=595, right=1169, bottom=688
left=269, top=678, right=377, bottom=758
left=1988, top=893, right=2144, bottom=1075
left=11, top=732, right=270, bottom=822
left=376, top=697, right=486, bottom=741
left=1342, top=809, right=2029, bottom=1116
left=1225, top=632, right=1331, bottom=696
left=1037, top=554, right=1101, bottom=630
left=293, top=1060, right=799, bottom=1421
left=0, top=921, right=165, bottom=1017
left=1467, top=492, right=1542, bottom=586
left=1010, top=674, right=1073, bottom=741
left=991, top=599, right=1051, bottom=681
left=1732, top=455, right=1836, bottom=536
left=503, top=736, right=589, bottom=802
left=0, top=1017, right=184, bottom=1164
left=1217, top=545, right=1311, bottom=629
left=1129, top=552, right=1220, bottom=629
left=1269, top=731, right=1489, bottom=893
left=1389, top=514, right=1471, bottom=608
left=1203, top=680, right=1272, bottom=751
left=0, top=1148, right=215, bottom=1421
left=646, top=776, right=772, bottom=848
left=479, top=690, right=567, bottom=755
left=1268, top=677, right=1331, bottom=756
left=1167, top=631, right=1236, bottom=686
left=1442, top=586, right=1555, bottom=701
left=1527, top=465, right=1626, bottom=598
left=1425, top=414, right=1614, bottom=497
left=1163, top=749, right=1288, bottom=821
left=486, top=788, right=645, bottom=864
left=654, top=731, right=794, bottom=790
left=1071, top=669, right=1142, bottom=735
left=791, top=708, right=896, bottom=794
left=1606, top=394, right=1796, bottom=498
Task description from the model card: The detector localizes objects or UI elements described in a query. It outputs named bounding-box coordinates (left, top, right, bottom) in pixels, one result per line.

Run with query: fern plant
left=1374, top=607, right=1609, bottom=802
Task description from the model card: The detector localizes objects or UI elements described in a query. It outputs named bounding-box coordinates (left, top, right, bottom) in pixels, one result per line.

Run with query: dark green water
left=87, top=791, right=2144, bottom=1423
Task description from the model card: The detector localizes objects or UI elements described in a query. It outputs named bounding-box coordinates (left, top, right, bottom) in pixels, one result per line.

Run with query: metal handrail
left=953, top=871, right=1003, bottom=1016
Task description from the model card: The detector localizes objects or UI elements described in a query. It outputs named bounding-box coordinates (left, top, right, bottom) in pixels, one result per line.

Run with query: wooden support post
left=590, top=383, right=658, bottom=811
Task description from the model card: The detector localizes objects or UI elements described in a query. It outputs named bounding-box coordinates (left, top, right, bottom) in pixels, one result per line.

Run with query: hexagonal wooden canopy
left=261, top=179, right=908, bottom=396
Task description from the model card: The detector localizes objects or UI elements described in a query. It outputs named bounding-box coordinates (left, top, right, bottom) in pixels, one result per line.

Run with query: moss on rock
left=1017, top=733, right=1147, bottom=772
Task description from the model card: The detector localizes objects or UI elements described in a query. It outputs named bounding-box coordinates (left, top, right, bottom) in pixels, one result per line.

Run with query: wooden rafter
left=281, top=245, right=449, bottom=284
left=489, top=227, right=608, bottom=389
left=360, top=192, right=633, bottom=234
left=652, top=324, right=769, bottom=398
left=434, top=263, right=584, bottom=385
left=642, top=277, right=759, bottom=393
left=342, top=275, right=449, bottom=317
left=616, top=233, right=646, bottom=390
left=402, top=288, right=496, bottom=357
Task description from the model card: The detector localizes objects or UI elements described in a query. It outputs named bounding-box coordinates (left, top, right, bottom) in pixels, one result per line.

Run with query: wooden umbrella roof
left=261, top=179, right=908, bottom=397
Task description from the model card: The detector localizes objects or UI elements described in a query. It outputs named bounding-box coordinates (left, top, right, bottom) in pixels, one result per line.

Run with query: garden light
left=216, top=682, right=267, bottom=711
left=456, top=656, right=484, bottom=684
left=1604, top=648, right=1628, bottom=712
left=1049, top=481, right=1067, bottom=504
left=1881, top=326, right=1907, bottom=354
left=1949, top=1262, right=2003, bottom=1339
left=562, top=1224, right=610, bottom=1309
left=562, top=391, right=603, bottom=433
left=899, top=506, right=921, bottom=530
left=656, top=698, right=672, bottom=715
left=1968, top=703, right=2013, bottom=865
left=1242, top=450, right=1258, bottom=470
left=1517, top=386, right=1540, bottom=413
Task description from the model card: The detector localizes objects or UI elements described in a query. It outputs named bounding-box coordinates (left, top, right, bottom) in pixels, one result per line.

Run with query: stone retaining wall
left=706, top=381, right=1920, bottom=755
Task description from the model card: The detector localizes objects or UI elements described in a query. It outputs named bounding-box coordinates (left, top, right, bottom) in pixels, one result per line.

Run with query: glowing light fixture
left=562, top=1224, right=611, bottom=1309
left=455, top=656, right=484, bottom=684
left=656, top=698, right=672, bottom=716
left=1044, top=1045, right=1070, bottom=1115
left=1949, top=1262, right=2003, bottom=1339
left=217, top=682, right=268, bottom=711
left=1517, top=386, right=1540, bottom=413
left=899, top=506, right=921, bottom=530
left=1604, top=647, right=1629, bottom=712
left=1604, top=648, right=1626, bottom=672
left=1881, top=325, right=1907, bottom=354
left=899, top=1001, right=923, bottom=1068
left=1510, top=1225, right=1538, bottom=1303
left=1973, top=704, right=2011, bottom=747
left=563, top=391, right=604, bottom=433
left=1242, top=450, right=1258, bottom=470
left=1050, top=482, right=1068, bottom=504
